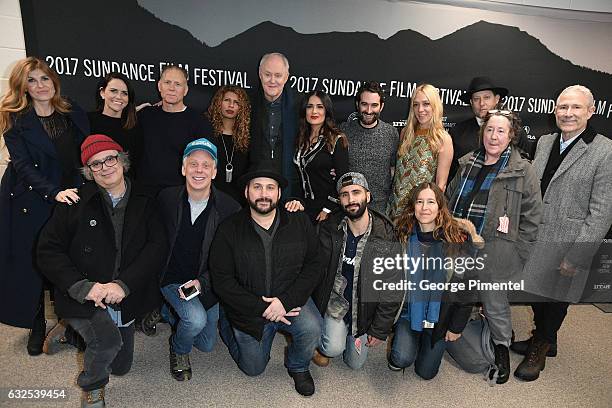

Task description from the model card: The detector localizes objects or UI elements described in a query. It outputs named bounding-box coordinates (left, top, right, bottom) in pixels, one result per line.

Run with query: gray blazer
left=522, top=130, right=612, bottom=302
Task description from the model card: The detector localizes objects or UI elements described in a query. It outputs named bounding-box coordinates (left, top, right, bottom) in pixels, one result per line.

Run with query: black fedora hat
left=239, top=161, right=288, bottom=189
left=459, top=77, right=509, bottom=104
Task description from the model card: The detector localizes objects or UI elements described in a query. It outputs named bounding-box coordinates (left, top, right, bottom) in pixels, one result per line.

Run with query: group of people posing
left=0, top=52, right=611, bottom=408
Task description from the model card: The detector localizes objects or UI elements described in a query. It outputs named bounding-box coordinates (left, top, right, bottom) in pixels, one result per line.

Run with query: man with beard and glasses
left=311, top=172, right=402, bottom=369
left=340, top=82, right=399, bottom=213
left=209, top=164, right=323, bottom=396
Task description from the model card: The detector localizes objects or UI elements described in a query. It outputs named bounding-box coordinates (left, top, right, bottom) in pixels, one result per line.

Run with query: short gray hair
left=80, top=151, right=130, bottom=181
left=557, top=85, right=595, bottom=107
left=258, top=52, right=289, bottom=72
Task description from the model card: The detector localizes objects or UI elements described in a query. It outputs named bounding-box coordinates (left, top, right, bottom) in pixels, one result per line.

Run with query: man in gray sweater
left=340, top=82, right=399, bottom=213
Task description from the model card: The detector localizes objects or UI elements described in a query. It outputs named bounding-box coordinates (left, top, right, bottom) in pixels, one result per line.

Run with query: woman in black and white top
left=294, top=90, right=348, bottom=223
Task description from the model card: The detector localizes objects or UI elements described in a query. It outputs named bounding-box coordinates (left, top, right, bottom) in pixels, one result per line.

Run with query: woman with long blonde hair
left=0, top=57, right=89, bottom=355
left=387, top=84, right=453, bottom=220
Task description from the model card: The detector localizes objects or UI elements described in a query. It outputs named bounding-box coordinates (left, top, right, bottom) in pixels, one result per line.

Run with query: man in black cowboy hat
left=449, top=77, right=509, bottom=180
left=209, top=163, right=323, bottom=397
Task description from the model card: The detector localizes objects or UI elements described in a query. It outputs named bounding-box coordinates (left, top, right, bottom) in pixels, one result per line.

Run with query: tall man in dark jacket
left=210, top=165, right=322, bottom=396
left=37, top=135, right=167, bottom=408
left=249, top=52, right=299, bottom=197
left=312, top=172, right=402, bottom=369
left=157, top=138, right=241, bottom=382
left=450, top=77, right=508, bottom=180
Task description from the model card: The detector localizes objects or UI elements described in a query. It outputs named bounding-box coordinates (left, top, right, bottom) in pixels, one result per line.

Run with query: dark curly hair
left=206, top=86, right=251, bottom=152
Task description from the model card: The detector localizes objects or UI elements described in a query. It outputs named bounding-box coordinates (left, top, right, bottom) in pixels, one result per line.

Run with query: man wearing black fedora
left=209, top=163, right=323, bottom=396
left=449, top=77, right=509, bottom=180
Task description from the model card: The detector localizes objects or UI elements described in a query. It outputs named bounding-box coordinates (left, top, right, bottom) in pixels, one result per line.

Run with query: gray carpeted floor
left=1, top=305, right=610, bottom=408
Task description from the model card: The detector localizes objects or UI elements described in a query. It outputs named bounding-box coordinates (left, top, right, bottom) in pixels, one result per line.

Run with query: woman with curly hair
left=0, top=57, right=89, bottom=354
left=387, top=84, right=453, bottom=220
left=388, top=182, right=482, bottom=380
left=294, top=90, right=348, bottom=223
left=207, top=86, right=250, bottom=203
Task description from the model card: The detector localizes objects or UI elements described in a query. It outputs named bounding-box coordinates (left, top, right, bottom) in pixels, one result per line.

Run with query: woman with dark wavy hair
left=0, top=57, right=89, bottom=354
left=294, top=90, right=348, bottom=223
left=88, top=72, right=142, bottom=176
left=389, top=182, right=482, bottom=380
left=207, top=85, right=250, bottom=203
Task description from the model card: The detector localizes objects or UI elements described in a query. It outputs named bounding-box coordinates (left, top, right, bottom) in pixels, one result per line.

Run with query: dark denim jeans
left=389, top=318, right=447, bottom=380
left=66, top=308, right=134, bottom=391
left=219, top=297, right=321, bottom=376
left=161, top=283, right=219, bottom=355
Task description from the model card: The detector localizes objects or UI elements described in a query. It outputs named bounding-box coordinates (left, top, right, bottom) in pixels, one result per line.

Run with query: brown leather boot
left=312, top=349, right=330, bottom=367
left=514, top=338, right=550, bottom=381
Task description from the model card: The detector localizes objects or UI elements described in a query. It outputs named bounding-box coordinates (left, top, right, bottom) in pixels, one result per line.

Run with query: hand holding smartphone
left=179, top=281, right=200, bottom=301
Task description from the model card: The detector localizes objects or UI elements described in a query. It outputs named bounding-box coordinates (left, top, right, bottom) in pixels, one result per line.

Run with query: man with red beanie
left=37, top=134, right=167, bottom=407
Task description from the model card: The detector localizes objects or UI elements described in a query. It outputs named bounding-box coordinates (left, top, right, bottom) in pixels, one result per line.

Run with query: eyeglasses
left=488, top=109, right=513, bottom=116
left=88, top=155, right=118, bottom=172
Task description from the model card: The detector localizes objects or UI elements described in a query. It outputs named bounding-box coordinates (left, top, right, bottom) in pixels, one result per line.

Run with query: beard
left=248, top=197, right=277, bottom=215
left=342, top=199, right=368, bottom=220
left=359, top=110, right=379, bottom=126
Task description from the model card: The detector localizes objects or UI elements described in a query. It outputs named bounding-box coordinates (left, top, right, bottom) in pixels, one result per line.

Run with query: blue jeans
left=219, top=297, right=321, bottom=376
left=319, top=314, right=369, bottom=370
left=389, top=318, right=447, bottom=380
left=161, top=283, right=219, bottom=355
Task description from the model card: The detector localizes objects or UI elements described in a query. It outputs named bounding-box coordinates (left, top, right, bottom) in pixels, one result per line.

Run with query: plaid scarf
left=449, top=147, right=511, bottom=234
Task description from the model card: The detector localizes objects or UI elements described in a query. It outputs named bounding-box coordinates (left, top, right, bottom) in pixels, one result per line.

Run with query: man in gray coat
left=513, top=85, right=612, bottom=381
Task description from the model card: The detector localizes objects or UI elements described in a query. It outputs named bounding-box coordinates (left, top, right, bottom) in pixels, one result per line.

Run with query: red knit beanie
left=80, top=134, right=124, bottom=165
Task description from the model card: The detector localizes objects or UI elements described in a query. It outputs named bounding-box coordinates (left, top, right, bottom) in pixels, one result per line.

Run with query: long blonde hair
left=397, top=83, right=446, bottom=157
left=0, top=57, right=71, bottom=136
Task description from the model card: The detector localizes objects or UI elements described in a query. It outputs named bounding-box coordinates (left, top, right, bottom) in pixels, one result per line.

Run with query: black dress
left=88, top=111, right=142, bottom=177
left=210, top=133, right=249, bottom=205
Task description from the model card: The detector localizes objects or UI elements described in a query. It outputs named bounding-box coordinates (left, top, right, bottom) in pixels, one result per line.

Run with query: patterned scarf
left=449, top=147, right=511, bottom=234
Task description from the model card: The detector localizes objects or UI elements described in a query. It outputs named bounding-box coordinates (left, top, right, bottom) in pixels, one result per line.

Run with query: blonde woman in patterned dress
left=387, top=84, right=453, bottom=220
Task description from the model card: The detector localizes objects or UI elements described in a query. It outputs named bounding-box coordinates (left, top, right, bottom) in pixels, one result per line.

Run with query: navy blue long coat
left=0, top=104, right=89, bottom=328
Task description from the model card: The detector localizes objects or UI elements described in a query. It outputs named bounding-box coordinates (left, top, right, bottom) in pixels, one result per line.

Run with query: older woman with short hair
left=446, top=109, right=542, bottom=383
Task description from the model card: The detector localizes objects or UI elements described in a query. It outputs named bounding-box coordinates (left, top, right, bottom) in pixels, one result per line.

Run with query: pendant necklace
left=221, top=134, right=235, bottom=183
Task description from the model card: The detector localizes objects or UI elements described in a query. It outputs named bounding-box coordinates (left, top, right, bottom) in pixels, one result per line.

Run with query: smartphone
left=179, top=281, right=200, bottom=301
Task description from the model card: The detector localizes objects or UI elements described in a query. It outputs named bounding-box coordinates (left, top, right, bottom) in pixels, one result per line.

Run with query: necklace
left=221, top=134, right=235, bottom=183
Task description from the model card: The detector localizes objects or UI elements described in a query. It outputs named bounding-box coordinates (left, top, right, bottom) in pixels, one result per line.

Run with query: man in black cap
left=449, top=77, right=509, bottom=180
left=209, top=164, right=323, bottom=396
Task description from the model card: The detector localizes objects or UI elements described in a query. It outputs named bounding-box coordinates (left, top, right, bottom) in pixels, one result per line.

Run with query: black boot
left=288, top=370, right=315, bottom=396
left=514, top=338, right=550, bottom=381
left=494, top=344, right=510, bottom=384
left=511, top=336, right=557, bottom=357
left=27, top=305, right=46, bottom=356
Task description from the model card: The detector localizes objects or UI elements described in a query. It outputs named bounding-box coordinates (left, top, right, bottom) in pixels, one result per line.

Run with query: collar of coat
left=553, top=124, right=597, bottom=145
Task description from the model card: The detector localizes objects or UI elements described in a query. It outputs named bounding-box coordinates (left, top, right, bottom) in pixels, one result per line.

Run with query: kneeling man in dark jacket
left=37, top=135, right=167, bottom=408
left=210, top=164, right=323, bottom=397
left=312, top=172, right=402, bottom=369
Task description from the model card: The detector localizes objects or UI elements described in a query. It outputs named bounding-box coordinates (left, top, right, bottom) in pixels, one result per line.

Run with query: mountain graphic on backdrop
left=24, top=0, right=612, bottom=134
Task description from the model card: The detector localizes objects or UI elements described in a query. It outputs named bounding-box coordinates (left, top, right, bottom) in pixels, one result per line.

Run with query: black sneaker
left=494, top=344, right=510, bottom=384
left=288, top=370, right=315, bottom=396
left=139, top=308, right=162, bottom=337
left=169, top=336, right=192, bottom=381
